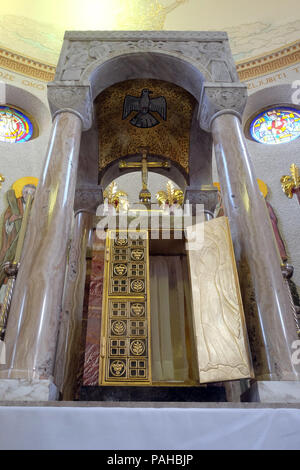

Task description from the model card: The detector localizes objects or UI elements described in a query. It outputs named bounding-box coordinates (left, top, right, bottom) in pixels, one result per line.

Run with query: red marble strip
left=82, top=240, right=105, bottom=386
left=83, top=343, right=101, bottom=386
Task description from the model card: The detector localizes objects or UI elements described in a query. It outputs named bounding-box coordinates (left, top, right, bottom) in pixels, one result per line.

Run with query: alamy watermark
left=95, top=202, right=206, bottom=251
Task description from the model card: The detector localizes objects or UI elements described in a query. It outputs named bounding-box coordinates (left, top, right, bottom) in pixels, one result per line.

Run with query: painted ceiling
left=0, top=0, right=300, bottom=66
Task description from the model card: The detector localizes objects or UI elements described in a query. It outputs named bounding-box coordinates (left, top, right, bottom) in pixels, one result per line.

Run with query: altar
left=0, top=30, right=300, bottom=406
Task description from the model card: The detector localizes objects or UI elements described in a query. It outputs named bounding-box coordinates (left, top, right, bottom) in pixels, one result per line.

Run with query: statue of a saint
left=0, top=180, right=37, bottom=288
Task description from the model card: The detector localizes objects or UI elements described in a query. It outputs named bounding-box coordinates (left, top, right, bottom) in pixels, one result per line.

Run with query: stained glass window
left=250, top=107, right=300, bottom=145
left=0, top=106, right=34, bottom=143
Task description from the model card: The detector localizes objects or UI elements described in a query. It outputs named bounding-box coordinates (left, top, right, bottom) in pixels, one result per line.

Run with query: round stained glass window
left=0, top=105, right=34, bottom=143
left=250, top=107, right=300, bottom=145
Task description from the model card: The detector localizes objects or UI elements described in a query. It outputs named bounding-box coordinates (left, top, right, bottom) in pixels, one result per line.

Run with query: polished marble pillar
left=0, top=111, right=82, bottom=385
left=54, top=211, right=93, bottom=400
left=211, top=113, right=300, bottom=381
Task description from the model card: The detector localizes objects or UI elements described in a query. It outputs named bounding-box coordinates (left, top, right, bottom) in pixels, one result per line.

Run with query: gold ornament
left=281, top=164, right=300, bottom=199
left=103, top=181, right=129, bottom=211
left=131, top=303, right=145, bottom=317
left=130, top=340, right=145, bottom=356
left=110, top=360, right=126, bottom=376
left=112, top=321, right=126, bottom=336
left=0, top=174, right=5, bottom=189
left=131, top=248, right=144, bottom=261
left=115, top=237, right=128, bottom=246
left=156, top=180, right=184, bottom=208
left=131, top=279, right=145, bottom=292
left=119, top=148, right=170, bottom=203
left=113, top=264, right=128, bottom=276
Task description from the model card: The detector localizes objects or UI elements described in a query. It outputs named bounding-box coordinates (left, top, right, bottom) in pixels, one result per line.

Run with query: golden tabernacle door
left=186, top=217, right=253, bottom=383
left=100, top=230, right=151, bottom=384
left=99, top=219, right=253, bottom=386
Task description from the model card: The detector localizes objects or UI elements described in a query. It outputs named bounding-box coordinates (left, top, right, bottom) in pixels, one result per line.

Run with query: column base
left=0, top=379, right=59, bottom=402
left=241, top=381, right=300, bottom=403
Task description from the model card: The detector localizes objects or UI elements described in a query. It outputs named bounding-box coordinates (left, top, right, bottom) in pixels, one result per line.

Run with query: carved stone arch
left=58, top=30, right=237, bottom=93
left=48, top=31, right=245, bottom=135
left=84, top=51, right=207, bottom=102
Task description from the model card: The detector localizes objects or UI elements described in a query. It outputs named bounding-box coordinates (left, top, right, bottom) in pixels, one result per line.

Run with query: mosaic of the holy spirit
left=0, top=106, right=33, bottom=143
left=250, top=107, right=300, bottom=145
left=96, top=79, right=195, bottom=174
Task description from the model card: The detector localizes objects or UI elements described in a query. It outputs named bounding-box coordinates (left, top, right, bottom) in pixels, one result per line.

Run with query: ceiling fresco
left=0, top=0, right=300, bottom=66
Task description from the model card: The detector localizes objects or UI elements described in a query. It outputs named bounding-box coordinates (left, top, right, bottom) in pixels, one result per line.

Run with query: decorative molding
left=236, top=40, right=300, bottom=81
left=0, top=47, right=56, bottom=82
left=57, top=33, right=237, bottom=84
left=64, top=31, right=229, bottom=41
left=0, top=39, right=300, bottom=83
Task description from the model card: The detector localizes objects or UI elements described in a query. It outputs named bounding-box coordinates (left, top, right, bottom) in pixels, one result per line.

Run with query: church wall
left=0, top=70, right=52, bottom=233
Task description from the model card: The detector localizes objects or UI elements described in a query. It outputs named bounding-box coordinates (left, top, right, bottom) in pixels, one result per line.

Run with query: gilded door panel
left=100, top=231, right=152, bottom=384
left=186, top=217, right=254, bottom=383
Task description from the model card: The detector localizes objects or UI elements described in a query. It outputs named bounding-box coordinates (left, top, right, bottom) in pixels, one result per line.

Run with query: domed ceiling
left=1, top=0, right=300, bottom=68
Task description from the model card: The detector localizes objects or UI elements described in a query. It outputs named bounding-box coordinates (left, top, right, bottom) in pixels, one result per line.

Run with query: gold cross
left=119, top=147, right=170, bottom=202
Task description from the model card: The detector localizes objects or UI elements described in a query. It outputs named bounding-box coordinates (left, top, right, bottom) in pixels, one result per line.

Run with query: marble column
left=211, top=113, right=300, bottom=381
left=54, top=211, right=93, bottom=400
left=0, top=112, right=83, bottom=395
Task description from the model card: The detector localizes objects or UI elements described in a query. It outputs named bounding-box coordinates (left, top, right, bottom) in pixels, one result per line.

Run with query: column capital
left=74, top=185, right=103, bottom=215
left=199, top=83, right=248, bottom=132
left=184, top=187, right=219, bottom=213
left=47, top=84, right=93, bottom=131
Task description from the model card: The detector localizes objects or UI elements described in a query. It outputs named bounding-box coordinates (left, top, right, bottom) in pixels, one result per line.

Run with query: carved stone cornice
left=74, top=184, right=103, bottom=214
left=54, top=31, right=238, bottom=85
left=64, top=31, right=229, bottom=41
left=1, top=39, right=300, bottom=83
left=47, top=84, right=93, bottom=131
left=199, top=82, right=248, bottom=132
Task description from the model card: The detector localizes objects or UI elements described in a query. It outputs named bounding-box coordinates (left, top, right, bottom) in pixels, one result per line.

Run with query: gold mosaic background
left=96, top=79, right=196, bottom=174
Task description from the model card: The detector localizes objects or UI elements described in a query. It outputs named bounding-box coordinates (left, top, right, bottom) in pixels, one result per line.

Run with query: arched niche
left=84, top=52, right=206, bottom=103
left=2, top=83, right=51, bottom=137
left=87, top=61, right=213, bottom=189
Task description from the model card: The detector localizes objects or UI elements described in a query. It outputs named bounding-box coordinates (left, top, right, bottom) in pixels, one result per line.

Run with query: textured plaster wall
left=0, top=70, right=52, bottom=232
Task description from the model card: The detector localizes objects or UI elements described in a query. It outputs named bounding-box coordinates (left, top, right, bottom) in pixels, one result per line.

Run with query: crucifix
left=119, top=147, right=170, bottom=202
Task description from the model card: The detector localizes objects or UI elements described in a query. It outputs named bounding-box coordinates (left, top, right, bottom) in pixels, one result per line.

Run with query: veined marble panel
left=0, top=379, right=58, bottom=401
left=241, top=381, right=300, bottom=403
left=82, top=235, right=105, bottom=386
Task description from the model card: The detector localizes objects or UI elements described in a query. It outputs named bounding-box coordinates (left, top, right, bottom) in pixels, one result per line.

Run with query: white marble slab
left=0, top=379, right=58, bottom=401
left=242, top=381, right=300, bottom=403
